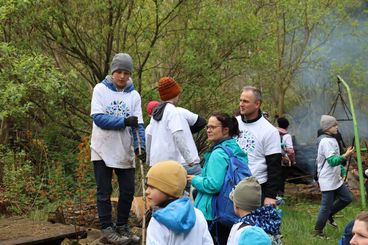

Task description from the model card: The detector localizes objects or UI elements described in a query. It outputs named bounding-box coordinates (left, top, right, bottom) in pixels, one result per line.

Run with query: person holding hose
left=314, top=115, right=354, bottom=239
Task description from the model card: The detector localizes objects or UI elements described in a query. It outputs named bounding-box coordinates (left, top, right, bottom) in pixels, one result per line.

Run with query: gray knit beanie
left=110, top=53, right=133, bottom=74
left=230, top=176, right=261, bottom=212
left=320, top=115, right=338, bottom=131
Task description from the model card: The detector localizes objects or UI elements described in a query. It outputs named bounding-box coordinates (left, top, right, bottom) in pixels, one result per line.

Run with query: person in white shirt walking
left=314, top=115, right=354, bottom=239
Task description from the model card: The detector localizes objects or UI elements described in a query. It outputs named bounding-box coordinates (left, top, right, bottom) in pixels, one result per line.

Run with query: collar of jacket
left=241, top=110, right=262, bottom=123
left=209, top=137, right=232, bottom=151
left=102, top=75, right=135, bottom=92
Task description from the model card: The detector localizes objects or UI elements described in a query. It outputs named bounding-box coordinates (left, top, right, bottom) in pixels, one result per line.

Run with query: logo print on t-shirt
left=237, top=130, right=256, bottom=153
left=106, top=100, right=130, bottom=118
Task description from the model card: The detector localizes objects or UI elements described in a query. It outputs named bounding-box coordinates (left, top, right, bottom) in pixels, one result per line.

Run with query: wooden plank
left=1, top=230, right=86, bottom=245
left=0, top=218, right=86, bottom=245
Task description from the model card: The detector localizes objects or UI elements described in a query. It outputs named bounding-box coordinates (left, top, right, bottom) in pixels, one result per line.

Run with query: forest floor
left=0, top=182, right=364, bottom=244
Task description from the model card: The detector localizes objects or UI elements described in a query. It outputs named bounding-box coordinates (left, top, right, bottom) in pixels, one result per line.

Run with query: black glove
left=135, top=148, right=146, bottom=162
left=125, top=116, right=138, bottom=127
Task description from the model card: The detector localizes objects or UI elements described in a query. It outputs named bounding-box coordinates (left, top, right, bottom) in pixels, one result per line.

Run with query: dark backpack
left=211, top=145, right=252, bottom=227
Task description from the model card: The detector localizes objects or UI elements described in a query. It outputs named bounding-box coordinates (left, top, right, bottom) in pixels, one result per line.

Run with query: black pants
left=93, top=160, right=135, bottom=229
left=279, top=166, right=291, bottom=196
left=207, top=220, right=232, bottom=245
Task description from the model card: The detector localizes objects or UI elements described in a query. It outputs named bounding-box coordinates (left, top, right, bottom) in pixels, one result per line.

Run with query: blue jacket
left=147, top=197, right=213, bottom=244
left=239, top=205, right=282, bottom=235
left=192, top=138, right=248, bottom=220
left=153, top=197, right=196, bottom=233
left=92, top=76, right=145, bottom=150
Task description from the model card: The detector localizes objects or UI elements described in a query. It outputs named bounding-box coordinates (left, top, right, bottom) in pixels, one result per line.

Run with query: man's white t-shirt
left=148, top=104, right=198, bottom=166
left=236, top=116, right=281, bottom=184
left=317, top=137, right=343, bottom=191
left=90, top=82, right=143, bottom=169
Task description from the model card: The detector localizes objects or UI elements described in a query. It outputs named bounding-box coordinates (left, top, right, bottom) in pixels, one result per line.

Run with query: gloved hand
left=125, top=116, right=138, bottom=127
left=135, top=148, right=146, bottom=162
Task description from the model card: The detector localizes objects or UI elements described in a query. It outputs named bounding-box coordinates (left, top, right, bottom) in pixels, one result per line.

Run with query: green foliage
left=0, top=142, right=74, bottom=215
left=0, top=0, right=367, bottom=217
left=2, top=151, right=36, bottom=214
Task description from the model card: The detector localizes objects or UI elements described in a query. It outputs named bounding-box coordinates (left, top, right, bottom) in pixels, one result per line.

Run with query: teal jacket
left=192, top=138, right=248, bottom=220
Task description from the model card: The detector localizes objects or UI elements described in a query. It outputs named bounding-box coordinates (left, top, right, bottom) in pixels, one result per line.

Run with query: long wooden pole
left=135, top=128, right=146, bottom=245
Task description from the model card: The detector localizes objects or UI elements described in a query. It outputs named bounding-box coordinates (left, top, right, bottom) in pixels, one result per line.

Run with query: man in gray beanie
left=227, top=176, right=281, bottom=245
left=314, top=115, right=354, bottom=239
left=90, top=52, right=144, bottom=244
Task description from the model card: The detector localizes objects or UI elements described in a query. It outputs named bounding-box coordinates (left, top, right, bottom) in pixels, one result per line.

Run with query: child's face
left=112, top=70, right=130, bottom=89
left=326, top=124, right=338, bottom=135
left=145, top=185, right=170, bottom=208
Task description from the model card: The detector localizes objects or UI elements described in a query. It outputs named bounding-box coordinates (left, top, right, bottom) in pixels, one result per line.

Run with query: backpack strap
left=317, top=158, right=327, bottom=179
left=238, top=223, right=250, bottom=230
left=316, top=135, right=331, bottom=179
left=213, top=145, right=237, bottom=178
left=214, top=144, right=234, bottom=158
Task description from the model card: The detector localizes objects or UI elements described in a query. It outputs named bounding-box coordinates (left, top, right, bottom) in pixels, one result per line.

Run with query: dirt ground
left=0, top=216, right=142, bottom=245
left=0, top=196, right=144, bottom=244
left=0, top=180, right=363, bottom=244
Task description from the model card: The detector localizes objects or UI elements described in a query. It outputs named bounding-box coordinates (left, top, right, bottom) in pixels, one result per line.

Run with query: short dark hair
left=211, top=112, right=240, bottom=137
left=277, top=117, right=289, bottom=129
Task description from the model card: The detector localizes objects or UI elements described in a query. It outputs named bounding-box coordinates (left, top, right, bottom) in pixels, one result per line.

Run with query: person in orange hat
left=146, top=77, right=205, bottom=178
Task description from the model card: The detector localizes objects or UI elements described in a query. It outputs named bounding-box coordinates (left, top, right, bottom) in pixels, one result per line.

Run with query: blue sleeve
left=192, top=149, right=228, bottom=194
left=132, top=123, right=146, bottom=151
left=92, top=113, right=125, bottom=130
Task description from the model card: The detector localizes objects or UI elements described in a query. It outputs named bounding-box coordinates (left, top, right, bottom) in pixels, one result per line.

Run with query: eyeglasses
left=206, top=125, right=222, bottom=130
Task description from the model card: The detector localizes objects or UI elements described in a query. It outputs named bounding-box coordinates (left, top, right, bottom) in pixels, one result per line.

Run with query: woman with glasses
left=187, top=112, right=248, bottom=245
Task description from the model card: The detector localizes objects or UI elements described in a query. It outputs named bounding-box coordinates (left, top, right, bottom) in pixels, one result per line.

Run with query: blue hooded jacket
left=239, top=205, right=282, bottom=235
left=92, top=75, right=145, bottom=150
left=153, top=197, right=196, bottom=233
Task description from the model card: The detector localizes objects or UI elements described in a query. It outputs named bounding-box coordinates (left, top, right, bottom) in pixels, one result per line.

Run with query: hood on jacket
left=152, top=197, right=196, bottom=233
left=102, top=75, right=135, bottom=92
left=239, top=205, right=282, bottom=235
left=152, top=102, right=168, bottom=121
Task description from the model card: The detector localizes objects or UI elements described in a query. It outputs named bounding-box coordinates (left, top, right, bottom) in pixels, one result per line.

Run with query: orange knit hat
left=158, top=77, right=181, bottom=101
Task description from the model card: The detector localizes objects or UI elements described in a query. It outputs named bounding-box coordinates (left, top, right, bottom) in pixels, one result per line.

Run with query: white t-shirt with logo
left=148, top=104, right=198, bottom=166
left=90, top=83, right=144, bottom=169
left=317, top=137, right=343, bottom=191
left=236, top=116, right=281, bottom=184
